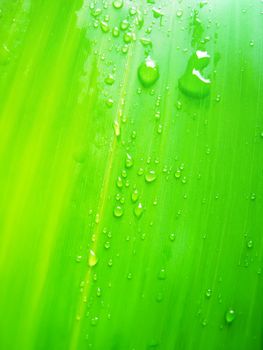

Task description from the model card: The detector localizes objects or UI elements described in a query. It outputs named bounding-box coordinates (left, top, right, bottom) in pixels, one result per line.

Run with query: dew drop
left=205, top=288, right=212, bottom=298
left=247, top=240, right=253, bottom=249
left=125, top=153, right=133, bottom=168
left=113, top=120, right=121, bottom=136
left=169, top=233, right=176, bottom=241
left=114, top=205, right=124, bottom=218
left=104, top=74, right=115, bottom=85
left=88, top=250, right=98, bottom=267
left=131, top=189, right=139, bottom=202
left=100, top=21, right=110, bottom=33
left=179, top=50, right=211, bottom=99
left=145, top=170, right=157, bottom=183
left=225, top=308, right=236, bottom=324
left=138, top=57, right=159, bottom=88
left=112, top=0, right=123, bottom=9
left=76, top=255, right=82, bottom=263
left=134, top=202, right=143, bottom=218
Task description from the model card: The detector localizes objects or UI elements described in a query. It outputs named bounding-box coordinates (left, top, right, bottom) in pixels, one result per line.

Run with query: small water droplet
left=105, top=74, right=115, bottom=85
left=127, top=272, right=133, bottom=280
left=134, top=202, right=143, bottom=218
left=247, top=240, right=253, bottom=249
left=113, top=120, right=121, bottom=136
left=131, top=189, right=139, bottom=202
left=76, top=255, right=82, bottom=263
left=225, top=308, right=236, bottom=324
left=138, top=57, right=159, bottom=88
left=205, top=288, right=212, bottom=298
left=169, top=233, right=176, bottom=241
left=104, top=241, right=111, bottom=249
left=125, top=153, right=133, bottom=168
left=176, top=9, right=183, bottom=17
left=114, top=205, right=124, bottom=218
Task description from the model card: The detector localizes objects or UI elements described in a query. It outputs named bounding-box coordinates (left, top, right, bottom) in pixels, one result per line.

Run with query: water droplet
left=112, top=0, right=123, bottom=9
left=76, top=255, right=82, bottom=263
left=250, top=193, right=256, bottom=201
left=169, top=233, right=176, bottom=241
left=120, top=19, right=129, bottom=31
left=114, top=205, right=124, bottom=218
left=123, top=32, right=135, bottom=43
left=96, top=287, right=102, bottom=297
left=131, top=189, right=139, bottom=202
left=140, top=38, right=152, bottom=48
left=106, top=98, right=114, bottom=107
left=113, top=120, right=121, bottom=136
left=138, top=57, right=159, bottom=88
left=225, top=308, right=236, bottom=324
left=145, top=170, right=157, bottom=183
left=247, top=240, right=253, bottom=249
left=176, top=9, right=183, bottom=17
left=134, top=202, right=143, bottom=218
left=205, top=288, right=212, bottom=298
left=88, top=250, right=98, bottom=267
left=125, top=153, right=133, bottom=168
left=116, top=176, right=123, bottom=188
left=174, top=170, right=181, bottom=179
left=179, top=50, right=211, bottom=99
left=100, top=21, right=110, bottom=33
left=105, top=74, right=115, bottom=85
left=152, top=8, right=164, bottom=18
left=91, top=316, right=99, bottom=326
left=104, top=241, right=111, bottom=249
left=127, top=272, right=133, bottom=280
left=112, top=26, right=120, bottom=37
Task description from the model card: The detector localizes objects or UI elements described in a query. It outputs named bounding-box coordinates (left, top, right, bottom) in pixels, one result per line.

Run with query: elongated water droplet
left=134, top=202, right=143, bottom=218
left=125, top=154, right=133, bottom=168
left=131, top=189, right=139, bottom=202
left=88, top=250, right=98, bottom=267
left=113, top=120, right=120, bottom=136
left=138, top=57, right=159, bottom=88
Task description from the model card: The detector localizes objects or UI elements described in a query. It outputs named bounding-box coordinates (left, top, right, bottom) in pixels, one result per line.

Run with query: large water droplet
left=145, top=170, right=157, bottom=183
left=179, top=50, right=211, bottom=98
left=112, top=0, right=123, bottom=9
left=88, top=250, right=98, bottom=267
left=138, top=57, right=159, bottom=88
